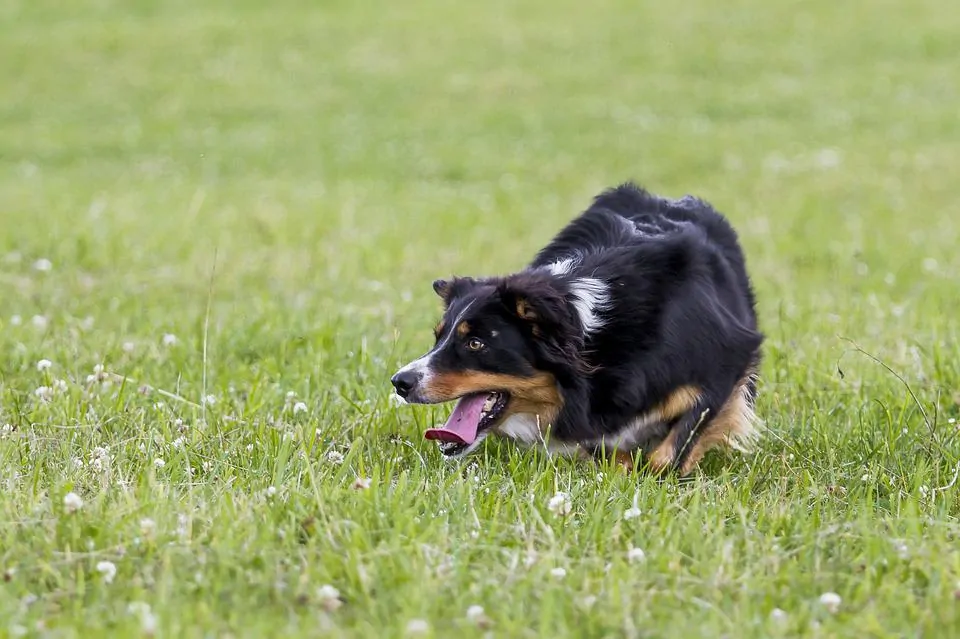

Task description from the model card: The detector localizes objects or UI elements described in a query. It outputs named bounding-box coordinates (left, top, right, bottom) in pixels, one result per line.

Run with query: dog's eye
left=465, top=337, right=485, bottom=352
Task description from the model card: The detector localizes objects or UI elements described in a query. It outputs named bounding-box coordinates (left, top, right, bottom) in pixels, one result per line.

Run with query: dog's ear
left=497, top=274, right=588, bottom=372
left=432, top=279, right=452, bottom=299
left=432, top=276, right=478, bottom=307
left=497, top=276, right=569, bottom=333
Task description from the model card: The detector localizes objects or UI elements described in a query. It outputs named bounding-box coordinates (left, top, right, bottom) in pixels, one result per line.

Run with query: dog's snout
left=391, top=370, right=420, bottom=399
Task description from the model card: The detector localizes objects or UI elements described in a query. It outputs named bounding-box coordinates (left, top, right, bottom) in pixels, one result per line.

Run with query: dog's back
left=531, top=182, right=757, bottom=330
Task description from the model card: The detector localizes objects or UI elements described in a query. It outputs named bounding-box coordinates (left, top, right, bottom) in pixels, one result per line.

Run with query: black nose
left=391, top=370, right=420, bottom=398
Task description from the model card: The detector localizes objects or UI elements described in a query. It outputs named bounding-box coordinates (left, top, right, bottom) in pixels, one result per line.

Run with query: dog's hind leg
left=682, top=377, right=760, bottom=473
left=648, top=378, right=759, bottom=475
left=645, top=391, right=719, bottom=476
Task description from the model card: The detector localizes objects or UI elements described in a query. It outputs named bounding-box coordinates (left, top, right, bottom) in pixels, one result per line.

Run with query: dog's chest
left=496, top=414, right=581, bottom=456
left=497, top=412, right=665, bottom=457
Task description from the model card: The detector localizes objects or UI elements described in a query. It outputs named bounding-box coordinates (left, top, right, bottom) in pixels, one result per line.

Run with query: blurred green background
left=1, top=0, right=958, bottom=636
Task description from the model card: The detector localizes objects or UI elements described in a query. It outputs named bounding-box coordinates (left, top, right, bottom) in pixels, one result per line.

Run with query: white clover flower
left=547, top=492, right=571, bottom=516
left=122, top=341, right=136, bottom=353
left=177, top=514, right=189, bottom=540
left=96, top=560, right=117, bottom=583
left=627, top=547, right=646, bottom=563
left=293, top=401, right=307, bottom=414
left=893, top=540, right=909, bottom=559
left=326, top=450, right=345, bottom=464
left=203, top=395, right=216, bottom=406
left=153, top=458, right=166, bottom=469
left=1, top=424, right=14, bottom=439
left=770, top=608, right=788, bottom=623
left=72, top=458, right=84, bottom=469
left=87, top=365, right=108, bottom=385
left=140, top=518, right=156, bottom=536
left=550, top=567, right=567, bottom=579
left=141, top=609, right=157, bottom=636
left=172, top=436, right=186, bottom=450
left=352, top=477, right=371, bottom=490
left=818, top=592, right=842, bottom=613
left=63, top=492, right=83, bottom=513
left=34, top=386, right=53, bottom=401
left=265, top=486, right=277, bottom=498
left=623, top=506, right=642, bottom=520
left=53, top=379, right=68, bottom=392
left=128, top=602, right=156, bottom=636
left=317, top=584, right=342, bottom=612
left=36, top=359, right=52, bottom=371
left=32, top=258, right=52, bottom=272
left=161, top=333, right=178, bottom=346
left=31, top=315, right=48, bottom=329
left=405, top=619, right=429, bottom=635
left=10, top=315, right=22, bottom=326
left=466, top=605, right=485, bottom=621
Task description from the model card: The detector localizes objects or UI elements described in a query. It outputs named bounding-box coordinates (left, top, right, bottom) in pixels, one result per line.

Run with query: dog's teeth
left=482, top=396, right=495, bottom=412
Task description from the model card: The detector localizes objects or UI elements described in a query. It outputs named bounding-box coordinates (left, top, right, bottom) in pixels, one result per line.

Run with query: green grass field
left=2, top=0, right=959, bottom=636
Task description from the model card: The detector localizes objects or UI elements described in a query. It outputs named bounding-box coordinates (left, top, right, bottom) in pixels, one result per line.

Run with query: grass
left=2, top=0, right=959, bottom=636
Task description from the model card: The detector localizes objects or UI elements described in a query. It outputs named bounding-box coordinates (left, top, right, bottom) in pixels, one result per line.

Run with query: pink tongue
left=424, top=394, right=488, bottom=444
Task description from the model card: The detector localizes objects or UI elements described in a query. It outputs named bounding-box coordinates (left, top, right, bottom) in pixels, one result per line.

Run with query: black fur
left=531, top=184, right=761, bottom=466
left=395, top=182, right=762, bottom=471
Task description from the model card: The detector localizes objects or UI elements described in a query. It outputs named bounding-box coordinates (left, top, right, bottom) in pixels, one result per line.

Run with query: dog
left=391, top=182, right=762, bottom=475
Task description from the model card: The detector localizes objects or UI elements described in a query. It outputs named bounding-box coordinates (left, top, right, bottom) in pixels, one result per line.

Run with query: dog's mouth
left=424, top=391, right=510, bottom=457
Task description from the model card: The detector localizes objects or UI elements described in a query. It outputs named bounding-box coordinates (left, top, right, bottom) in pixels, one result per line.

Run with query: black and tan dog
left=391, top=183, right=762, bottom=475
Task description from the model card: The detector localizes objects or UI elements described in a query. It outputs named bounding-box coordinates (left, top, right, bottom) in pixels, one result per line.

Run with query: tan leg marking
left=655, top=385, right=701, bottom=422
left=647, top=428, right=679, bottom=474
left=678, top=378, right=760, bottom=475
left=613, top=450, right=636, bottom=471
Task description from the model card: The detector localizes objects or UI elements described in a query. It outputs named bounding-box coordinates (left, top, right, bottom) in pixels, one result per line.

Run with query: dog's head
left=391, top=273, right=581, bottom=458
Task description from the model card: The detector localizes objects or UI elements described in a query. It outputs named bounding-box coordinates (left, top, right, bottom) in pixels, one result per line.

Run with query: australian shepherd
left=391, top=182, right=762, bottom=475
